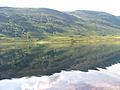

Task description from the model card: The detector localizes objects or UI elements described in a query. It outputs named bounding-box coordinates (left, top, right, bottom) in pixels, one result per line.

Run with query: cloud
left=0, top=63, right=120, bottom=90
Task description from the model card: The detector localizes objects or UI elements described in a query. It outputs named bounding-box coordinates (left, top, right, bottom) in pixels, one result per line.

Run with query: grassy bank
left=1, top=36, right=120, bottom=45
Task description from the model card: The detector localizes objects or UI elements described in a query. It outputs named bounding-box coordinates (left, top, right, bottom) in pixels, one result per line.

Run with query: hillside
left=0, top=7, right=120, bottom=39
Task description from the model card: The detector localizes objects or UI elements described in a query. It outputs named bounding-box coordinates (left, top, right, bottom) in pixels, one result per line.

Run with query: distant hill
left=0, top=7, right=120, bottom=39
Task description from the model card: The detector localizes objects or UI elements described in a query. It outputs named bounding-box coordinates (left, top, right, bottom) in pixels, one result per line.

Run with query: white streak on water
left=0, top=63, right=120, bottom=90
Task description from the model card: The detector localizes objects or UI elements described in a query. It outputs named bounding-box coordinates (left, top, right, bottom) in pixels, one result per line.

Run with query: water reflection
left=0, top=43, right=120, bottom=79
left=0, top=63, right=120, bottom=90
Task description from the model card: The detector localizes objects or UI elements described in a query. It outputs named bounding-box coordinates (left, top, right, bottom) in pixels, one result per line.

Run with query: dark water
left=0, top=42, right=120, bottom=80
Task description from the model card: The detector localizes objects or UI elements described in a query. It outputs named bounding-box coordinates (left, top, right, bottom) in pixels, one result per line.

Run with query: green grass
left=34, top=35, right=120, bottom=45
left=1, top=35, right=120, bottom=45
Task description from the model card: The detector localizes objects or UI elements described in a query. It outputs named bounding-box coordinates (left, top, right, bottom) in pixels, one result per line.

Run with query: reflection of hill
left=0, top=63, right=120, bottom=90
left=0, top=43, right=120, bottom=79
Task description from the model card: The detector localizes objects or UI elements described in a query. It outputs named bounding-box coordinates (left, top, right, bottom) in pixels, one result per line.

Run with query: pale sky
left=0, top=0, right=120, bottom=16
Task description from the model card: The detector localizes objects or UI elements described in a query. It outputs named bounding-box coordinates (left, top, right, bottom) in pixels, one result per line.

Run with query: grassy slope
left=0, top=7, right=120, bottom=40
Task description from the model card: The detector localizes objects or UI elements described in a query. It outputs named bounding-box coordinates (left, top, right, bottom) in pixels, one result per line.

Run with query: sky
left=0, top=0, right=120, bottom=16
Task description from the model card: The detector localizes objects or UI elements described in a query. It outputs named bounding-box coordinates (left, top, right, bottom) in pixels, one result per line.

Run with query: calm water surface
left=0, top=42, right=120, bottom=89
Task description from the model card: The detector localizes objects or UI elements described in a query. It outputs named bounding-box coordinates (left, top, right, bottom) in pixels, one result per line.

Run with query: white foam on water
left=0, top=63, right=120, bottom=90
